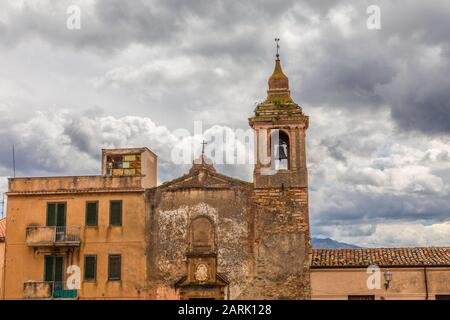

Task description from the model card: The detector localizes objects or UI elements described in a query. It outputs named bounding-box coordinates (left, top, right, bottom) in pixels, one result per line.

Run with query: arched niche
left=188, top=216, right=215, bottom=253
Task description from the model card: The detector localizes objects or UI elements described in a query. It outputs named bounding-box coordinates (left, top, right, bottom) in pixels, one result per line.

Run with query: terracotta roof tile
left=0, top=218, right=5, bottom=242
left=311, top=248, right=450, bottom=268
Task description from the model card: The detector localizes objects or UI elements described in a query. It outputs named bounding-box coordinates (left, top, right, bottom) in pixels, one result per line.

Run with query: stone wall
left=146, top=187, right=253, bottom=299
left=240, top=187, right=311, bottom=299
left=145, top=184, right=311, bottom=300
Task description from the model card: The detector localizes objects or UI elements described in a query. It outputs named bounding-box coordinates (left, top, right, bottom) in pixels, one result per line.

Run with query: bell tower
left=249, top=40, right=309, bottom=189
left=247, top=40, right=311, bottom=299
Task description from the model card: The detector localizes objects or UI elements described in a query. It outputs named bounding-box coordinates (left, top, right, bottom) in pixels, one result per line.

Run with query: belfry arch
left=271, top=129, right=290, bottom=170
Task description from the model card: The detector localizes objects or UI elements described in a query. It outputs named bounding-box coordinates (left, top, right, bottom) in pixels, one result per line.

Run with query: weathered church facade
left=147, top=52, right=311, bottom=299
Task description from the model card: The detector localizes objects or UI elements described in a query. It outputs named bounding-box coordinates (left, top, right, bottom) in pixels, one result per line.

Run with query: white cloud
left=345, top=221, right=450, bottom=247
left=308, top=107, right=450, bottom=246
left=327, top=5, right=356, bottom=38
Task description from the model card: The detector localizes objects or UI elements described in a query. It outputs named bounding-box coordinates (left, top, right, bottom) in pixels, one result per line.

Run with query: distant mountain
left=312, top=237, right=360, bottom=249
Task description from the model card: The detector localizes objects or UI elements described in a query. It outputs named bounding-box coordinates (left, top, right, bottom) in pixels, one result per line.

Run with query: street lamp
left=384, top=270, right=393, bottom=290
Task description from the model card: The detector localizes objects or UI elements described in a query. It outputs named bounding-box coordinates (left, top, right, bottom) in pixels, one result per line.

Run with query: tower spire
left=266, top=38, right=291, bottom=102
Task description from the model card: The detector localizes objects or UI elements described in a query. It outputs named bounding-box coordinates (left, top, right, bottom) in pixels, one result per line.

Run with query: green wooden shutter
left=44, top=256, right=54, bottom=281
left=54, top=256, right=64, bottom=282
left=84, top=255, right=97, bottom=280
left=47, top=203, right=66, bottom=227
left=53, top=257, right=64, bottom=290
left=108, top=255, right=121, bottom=280
left=46, top=203, right=56, bottom=226
left=110, top=201, right=122, bottom=226
left=86, top=202, right=98, bottom=226
left=56, top=203, right=66, bottom=227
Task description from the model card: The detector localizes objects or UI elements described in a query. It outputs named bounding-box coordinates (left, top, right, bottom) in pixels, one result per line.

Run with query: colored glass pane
left=113, top=169, right=123, bottom=175
left=124, top=155, right=136, bottom=161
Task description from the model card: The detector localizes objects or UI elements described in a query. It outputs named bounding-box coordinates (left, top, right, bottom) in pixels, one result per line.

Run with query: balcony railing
left=52, top=281, right=78, bottom=299
left=23, top=281, right=78, bottom=299
left=26, top=226, right=81, bottom=247
left=23, top=281, right=52, bottom=299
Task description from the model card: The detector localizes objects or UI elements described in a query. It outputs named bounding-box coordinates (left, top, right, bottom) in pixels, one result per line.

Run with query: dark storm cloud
left=2, top=0, right=449, bottom=135
left=319, top=128, right=381, bottom=163
left=382, top=0, right=450, bottom=47
left=314, top=191, right=450, bottom=226
left=90, top=0, right=181, bottom=51
left=0, top=0, right=296, bottom=58
left=293, top=0, right=450, bottom=134
left=392, top=86, right=450, bottom=134
left=298, top=30, right=397, bottom=109
left=0, top=0, right=182, bottom=53
left=387, top=65, right=450, bottom=134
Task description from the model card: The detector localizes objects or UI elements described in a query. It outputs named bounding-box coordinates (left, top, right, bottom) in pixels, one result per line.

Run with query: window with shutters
left=44, top=256, right=64, bottom=283
left=109, top=200, right=122, bottom=226
left=108, top=254, right=121, bottom=281
left=84, top=255, right=97, bottom=281
left=85, top=201, right=98, bottom=227
left=46, top=203, right=66, bottom=227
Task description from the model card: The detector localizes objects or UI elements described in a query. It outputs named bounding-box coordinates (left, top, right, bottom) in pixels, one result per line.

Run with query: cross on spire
left=275, top=38, right=280, bottom=59
left=201, top=140, right=207, bottom=156
left=201, top=140, right=208, bottom=164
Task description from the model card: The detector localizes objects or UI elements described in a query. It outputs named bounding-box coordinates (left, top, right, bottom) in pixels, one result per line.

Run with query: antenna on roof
left=0, top=193, right=4, bottom=218
left=275, top=38, right=280, bottom=59
left=12, top=144, right=16, bottom=178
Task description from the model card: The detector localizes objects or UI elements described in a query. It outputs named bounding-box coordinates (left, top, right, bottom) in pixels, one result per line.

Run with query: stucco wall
left=147, top=187, right=252, bottom=299
left=4, top=192, right=148, bottom=300
left=311, top=267, right=450, bottom=300
left=8, top=175, right=145, bottom=194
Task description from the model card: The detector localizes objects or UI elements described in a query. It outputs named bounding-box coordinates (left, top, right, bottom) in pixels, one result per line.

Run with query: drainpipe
left=1, top=240, right=5, bottom=299
left=423, top=267, right=429, bottom=300
left=1, top=220, right=7, bottom=300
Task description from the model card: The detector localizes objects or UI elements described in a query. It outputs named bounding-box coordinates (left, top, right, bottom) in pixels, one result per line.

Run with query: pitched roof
left=311, top=247, right=450, bottom=268
left=0, top=218, right=6, bottom=242
left=159, top=158, right=251, bottom=191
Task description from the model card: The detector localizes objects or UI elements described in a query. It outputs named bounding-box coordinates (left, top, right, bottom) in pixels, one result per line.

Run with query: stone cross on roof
left=201, top=140, right=207, bottom=158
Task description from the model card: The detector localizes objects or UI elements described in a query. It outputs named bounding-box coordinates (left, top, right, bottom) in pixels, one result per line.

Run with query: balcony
left=26, top=226, right=81, bottom=247
left=23, top=281, right=78, bottom=299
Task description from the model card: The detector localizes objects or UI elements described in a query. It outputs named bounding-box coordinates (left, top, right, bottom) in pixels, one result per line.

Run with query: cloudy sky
left=1, top=0, right=450, bottom=247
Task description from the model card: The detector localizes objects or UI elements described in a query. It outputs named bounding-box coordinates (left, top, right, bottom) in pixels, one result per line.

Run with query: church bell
left=276, top=144, right=288, bottom=160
